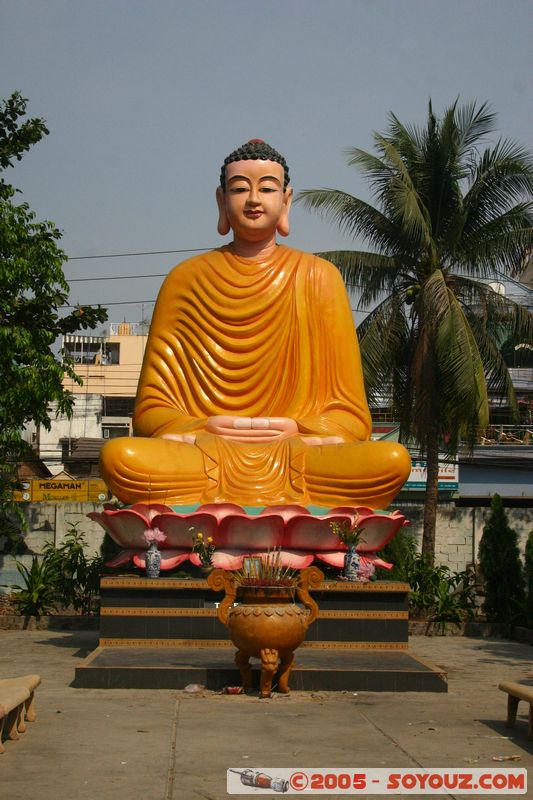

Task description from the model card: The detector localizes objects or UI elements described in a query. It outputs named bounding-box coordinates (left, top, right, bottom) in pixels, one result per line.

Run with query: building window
left=103, top=397, right=136, bottom=417
left=102, top=425, right=130, bottom=439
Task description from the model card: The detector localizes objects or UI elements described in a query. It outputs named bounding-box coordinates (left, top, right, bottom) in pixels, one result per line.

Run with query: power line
left=64, top=298, right=372, bottom=313
left=69, top=273, right=168, bottom=283
left=64, top=299, right=156, bottom=308
left=67, top=246, right=215, bottom=261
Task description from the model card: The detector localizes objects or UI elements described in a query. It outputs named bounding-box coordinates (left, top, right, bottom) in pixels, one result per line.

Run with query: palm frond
left=296, top=188, right=405, bottom=253
left=408, top=271, right=489, bottom=445
left=372, top=133, right=433, bottom=248
left=463, top=140, right=533, bottom=231
left=455, top=101, right=497, bottom=155
left=385, top=111, right=425, bottom=161
left=315, top=249, right=400, bottom=307
left=358, top=296, right=409, bottom=404
left=345, top=148, right=393, bottom=198
left=460, top=203, right=533, bottom=274
left=435, top=287, right=490, bottom=428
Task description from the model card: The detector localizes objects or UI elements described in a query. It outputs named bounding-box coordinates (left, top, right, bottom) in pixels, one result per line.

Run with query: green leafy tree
left=298, top=101, right=533, bottom=560
left=0, top=92, right=107, bottom=549
left=478, top=493, right=525, bottom=624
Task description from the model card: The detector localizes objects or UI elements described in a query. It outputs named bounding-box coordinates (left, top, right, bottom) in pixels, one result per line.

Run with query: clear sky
left=1, top=0, right=531, bottom=325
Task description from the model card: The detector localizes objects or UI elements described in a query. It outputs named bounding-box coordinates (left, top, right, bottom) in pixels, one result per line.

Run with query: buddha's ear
left=277, top=186, right=293, bottom=237
left=216, top=187, right=230, bottom=236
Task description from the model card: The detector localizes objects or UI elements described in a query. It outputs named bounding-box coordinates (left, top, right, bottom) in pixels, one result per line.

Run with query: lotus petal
left=356, top=515, right=406, bottom=552
left=195, top=503, right=245, bottom=521
left=217, top=514, right=285, bottom=549
left=190, top=550, right=245, bottom=570
left=104, top=549, right=139, bottom=567
left=361, top=552, right=393, bottom=570
left=190, top=548, right=314, bottom=570
left=154, top=512, right=218, bottom=547
left=329, top=506, right=383, bottom=522
left=262, top=549, right=314, bottom=569
left=314, top=550, right=346, bottom=568
left=232, top=549, right=314, bottom=569
left=258, top=505, right=312, bottom=522
left=285, top=514, right=354, bottom=551
left=129, top=502, right=174, bottom=522
left=315, top=551, right=393, bottom=571
left=133, top=549, right=190, bottom=570
left=88, top=508, right=151, bottom=548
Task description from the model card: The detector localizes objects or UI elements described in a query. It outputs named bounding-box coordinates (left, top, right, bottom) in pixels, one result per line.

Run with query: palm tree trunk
left=422, top=429, right=440, bottom=565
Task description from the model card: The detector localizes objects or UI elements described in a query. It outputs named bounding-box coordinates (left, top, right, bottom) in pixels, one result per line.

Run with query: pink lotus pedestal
left=89, top=503, right=409, bottom=573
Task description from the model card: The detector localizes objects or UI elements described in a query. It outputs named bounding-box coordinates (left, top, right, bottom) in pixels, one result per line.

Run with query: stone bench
left=0, top=675, right=41, bottom=753
left=499, top=681, right=533, bottom=740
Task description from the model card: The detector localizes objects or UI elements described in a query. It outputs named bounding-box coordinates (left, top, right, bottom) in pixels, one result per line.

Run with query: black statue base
left=73, top=576, right=447, bottom=692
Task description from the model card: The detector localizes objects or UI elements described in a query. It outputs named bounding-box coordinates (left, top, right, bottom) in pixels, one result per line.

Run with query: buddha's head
left=216, top=139, right=293, bottom=240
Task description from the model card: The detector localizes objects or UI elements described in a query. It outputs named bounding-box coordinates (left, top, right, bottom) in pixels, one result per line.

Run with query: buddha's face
left=217, top=159, right=292, bottom=241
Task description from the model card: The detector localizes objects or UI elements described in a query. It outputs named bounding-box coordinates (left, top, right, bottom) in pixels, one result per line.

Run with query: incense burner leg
left=259, top=648, right=280, bottom=698
left=277, top=651, right=295, bottom=694
left=235, top=650, right=253, bottom=690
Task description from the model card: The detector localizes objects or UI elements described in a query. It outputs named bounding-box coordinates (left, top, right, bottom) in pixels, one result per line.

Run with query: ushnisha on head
left=216, top=139, right=293, bottom=240
left=219, top=139, right=290, bottom=191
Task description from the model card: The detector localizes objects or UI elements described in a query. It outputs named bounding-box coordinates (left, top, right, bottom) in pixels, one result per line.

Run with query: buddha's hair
left=220, top=139, right=290, bottom=190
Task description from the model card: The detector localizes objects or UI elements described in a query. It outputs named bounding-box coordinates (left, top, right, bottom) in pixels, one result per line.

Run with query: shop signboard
left=13, top=478, right=110, bottom=503
left=404, top=458, right=458, bottom=491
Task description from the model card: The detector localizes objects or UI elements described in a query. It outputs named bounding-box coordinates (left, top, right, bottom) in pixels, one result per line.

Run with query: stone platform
left=74, top=576, right=447, bottom=691
left=74, top=644, right=447, bottom=691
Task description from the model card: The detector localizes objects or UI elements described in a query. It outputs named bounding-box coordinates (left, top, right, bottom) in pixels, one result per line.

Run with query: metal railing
left=477, top=424, right=533, bottom=445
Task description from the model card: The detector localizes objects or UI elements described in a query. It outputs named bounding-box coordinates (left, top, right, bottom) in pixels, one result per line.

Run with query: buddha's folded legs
left=100, top=436, right=411, bottom=509
left=100, top=437, right=209, bottom=505
left=303, top=440, right=411, bottom=509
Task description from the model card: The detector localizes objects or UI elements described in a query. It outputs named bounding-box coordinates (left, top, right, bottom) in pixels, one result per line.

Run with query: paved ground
left=1, top=630, right=533, bottom=799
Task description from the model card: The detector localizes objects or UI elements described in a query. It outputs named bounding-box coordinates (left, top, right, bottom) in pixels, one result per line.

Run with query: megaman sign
left=404, top=459, right=459, bottom=492
left=14, top=479, right=110, bottom=503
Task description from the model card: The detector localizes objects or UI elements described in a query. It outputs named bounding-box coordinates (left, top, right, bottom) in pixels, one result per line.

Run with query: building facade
left=24, top=322, right=147, bottom=475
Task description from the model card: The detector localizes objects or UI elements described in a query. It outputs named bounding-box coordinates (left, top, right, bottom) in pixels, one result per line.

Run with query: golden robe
left=100, top=245, right=411, bottom=507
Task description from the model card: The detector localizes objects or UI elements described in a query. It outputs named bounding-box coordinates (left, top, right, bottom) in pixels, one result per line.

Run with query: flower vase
left=343, top=544, right=360, bottom=581
left=145, top=541, right=161, bottom=579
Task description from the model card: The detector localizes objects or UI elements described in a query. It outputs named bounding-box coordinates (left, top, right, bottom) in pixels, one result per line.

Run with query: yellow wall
left=63, top=334, right=146, bottom=397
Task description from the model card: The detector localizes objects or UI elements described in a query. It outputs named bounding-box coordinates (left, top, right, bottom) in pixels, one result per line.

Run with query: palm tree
left=298, top=101, right=533, bottom=561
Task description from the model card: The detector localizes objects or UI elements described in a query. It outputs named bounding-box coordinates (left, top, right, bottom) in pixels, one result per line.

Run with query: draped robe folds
left=100, top=245, right=411, bottom=507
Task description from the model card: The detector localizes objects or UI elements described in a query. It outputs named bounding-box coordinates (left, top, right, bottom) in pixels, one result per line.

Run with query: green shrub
left=478, top=494, right=525, bottom=625
left=382, top=530, right=477, bottom=627
left=100, top=531, right=122, bottom=563
left=42, top=524, right=103, bottom=615
left=2, top=523, right=104, bottom=617
left=381, top=528, right=417, bottom=581
left=5, top=556, right=59, bottom=618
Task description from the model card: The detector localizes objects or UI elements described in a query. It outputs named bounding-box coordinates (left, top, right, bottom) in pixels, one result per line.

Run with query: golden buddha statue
left=100, top=140, right=411, bottom=508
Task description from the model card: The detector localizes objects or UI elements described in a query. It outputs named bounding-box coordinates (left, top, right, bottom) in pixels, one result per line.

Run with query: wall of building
left=0, top=501, right=107, bottom=593
left=26, top=395, right=103, bottom=474
left=460, top=460, right=533, bottom=500
left=62, top=332, right=147, bottom=397
left=397, top=499, right=533, bottom=573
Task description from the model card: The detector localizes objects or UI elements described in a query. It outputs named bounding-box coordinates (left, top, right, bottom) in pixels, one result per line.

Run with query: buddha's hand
left=160, top=433, right=197, bottom=444
left=301, top=436, right=345, bottom=446
left=205, top=415, right=298, bottom=442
